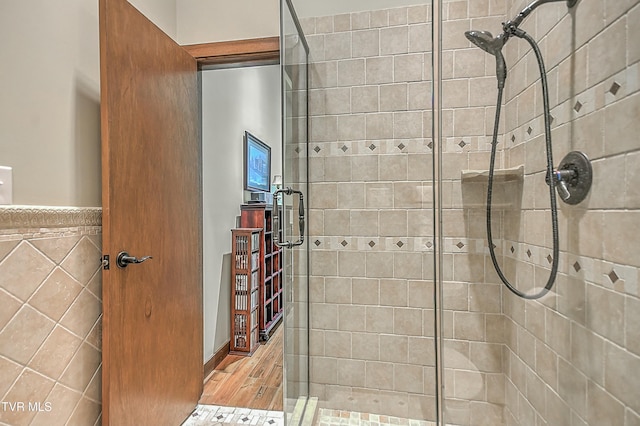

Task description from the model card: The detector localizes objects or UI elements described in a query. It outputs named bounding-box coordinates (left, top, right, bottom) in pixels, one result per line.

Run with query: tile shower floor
left=182, top=405, right=284, bottom=426
left=315, top=409, right=436, bottom=426
left=181, top=405, right=442, bottom=426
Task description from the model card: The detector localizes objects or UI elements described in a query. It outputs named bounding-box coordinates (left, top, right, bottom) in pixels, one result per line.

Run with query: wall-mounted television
left=244, top=131, right=271, bottom=193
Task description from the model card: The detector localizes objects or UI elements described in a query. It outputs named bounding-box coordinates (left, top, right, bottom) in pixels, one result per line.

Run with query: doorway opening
left=199, top=59, right=284, bottom=413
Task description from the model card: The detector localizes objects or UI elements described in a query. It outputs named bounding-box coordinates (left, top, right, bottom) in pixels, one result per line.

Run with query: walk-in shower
left=465, top=0, right=592, bottom=299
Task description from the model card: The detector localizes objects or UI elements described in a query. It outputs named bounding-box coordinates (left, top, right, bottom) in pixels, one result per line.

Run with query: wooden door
left=100, top=0, right=202, bottom=425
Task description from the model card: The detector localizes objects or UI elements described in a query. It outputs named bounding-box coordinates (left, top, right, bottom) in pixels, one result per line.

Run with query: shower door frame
left=431, top=1, right=445, bottom=424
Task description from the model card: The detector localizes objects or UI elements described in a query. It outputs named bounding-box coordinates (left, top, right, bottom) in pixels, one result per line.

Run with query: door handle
left=116, top=251, right=153, bottom=268
left=273, top=187, right=305, bottom=248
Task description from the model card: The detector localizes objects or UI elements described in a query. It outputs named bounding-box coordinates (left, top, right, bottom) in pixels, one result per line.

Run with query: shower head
left=465, top=30, right=508, bottom=89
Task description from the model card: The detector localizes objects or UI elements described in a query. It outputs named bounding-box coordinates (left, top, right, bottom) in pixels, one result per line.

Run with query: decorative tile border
left=0, top=206, right=102, bottom=229
left=182, top=405, right=284, bottom=426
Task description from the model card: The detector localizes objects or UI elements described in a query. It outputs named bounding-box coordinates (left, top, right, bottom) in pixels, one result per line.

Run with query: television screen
left=244, top=131, right=271, bottom=193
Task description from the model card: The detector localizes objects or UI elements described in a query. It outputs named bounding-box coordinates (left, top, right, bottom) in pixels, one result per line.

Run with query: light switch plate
left=0, top=166, right=13, bottom=205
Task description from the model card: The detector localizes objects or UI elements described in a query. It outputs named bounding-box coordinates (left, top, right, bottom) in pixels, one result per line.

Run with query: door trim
left=182, top=36, right=280, bottom=68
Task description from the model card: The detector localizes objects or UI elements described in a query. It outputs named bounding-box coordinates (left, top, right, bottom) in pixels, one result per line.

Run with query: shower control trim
left=548, top=151, right=593, bottom=205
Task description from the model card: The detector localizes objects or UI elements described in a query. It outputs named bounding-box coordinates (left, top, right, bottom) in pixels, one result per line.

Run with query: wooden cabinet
left=230, top=228, right=261, bottom=355
left=240, top=204, right=284, bottom=341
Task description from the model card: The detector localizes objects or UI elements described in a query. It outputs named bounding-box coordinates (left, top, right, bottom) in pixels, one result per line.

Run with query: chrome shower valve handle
left=554, top=151, right=593, bottom=205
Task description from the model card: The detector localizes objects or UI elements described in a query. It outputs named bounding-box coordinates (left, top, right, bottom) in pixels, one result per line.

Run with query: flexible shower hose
left=486, top=29, right=559, bottom=300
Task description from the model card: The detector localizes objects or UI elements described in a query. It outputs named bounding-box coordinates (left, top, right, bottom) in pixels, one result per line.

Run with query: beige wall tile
left=352, top=278, right=379, bottom=305
left=338, top=251, right=366, bottom=278
left=334, top=14, right=351, bottom=32
left=310, top=116, right=338, bottom=142
left=338, top=59, right=365, bottom=87
left=365, top=113, right=394, bottom=139
left=454, top=312, right=485, bottom=341
left=365, top=183, right=394, bottom=209
left=352, top=332, right=380, bottom=360
left=588, top=18, right=627, bottom=86
left=310, top=61, right=338, bottom=89
left=365, top=361, right=394, bottom=390
left=315, top=16, right=333, bottom=34
left=605, top=92, right=640, bottom=156
left=366, top=306, right=394, bottom=333
left=0, top=288, right=22, bottom=332
left=603, top=211, right=640, bottom=267
left=0, top=370, right=55, bottom=425
left=380, top=84, right=408, bottom=112
left=605, top=341, right=640, bottom=414
left=310, top=250, right=338, bottom=277
left=337, top=358, right=366, bottom=387
left=0, top=242, right=55, bottom=302
left=324, top=87, right=350, bottom=115
left=338, top=182, right=366, bottom=209
left=325, top=277, right=352, bottom=304
left=394, top=363, right=424, bottom=393
left=409, top=21, right=432, bottom=52
left=370, top=9, right=389, bottom=28
left=311, top=303, right=338, bottom=330
left=408, top=82, right=431, bottom=110
left=442, top=79, right=470, bottom=108
left=30, top=325, right=83, bottom=380
left=442, top=19, right=471, bottom=50
left=338, top=305, right=365, bottom=332
left=0, top=356, right=23, bottom=399
left=30, top=383, right=82, bottom=426
left=325, top=32, right=352, bottom=60
left=60, top=238, right=100, bottom=285
left=394, top=252, right=423, bottom=279
left=351, top=86, right=379, bottom=113
left=350, top=210, right=378, bottom=236
left=0, top=306, right=55, bottom=364
left=366, top=57, right=394, bottom=85
left=311, top=357, right=337, bottom=384
left=337, top=114, right=365, bottom=141
left=352, top=11, right=371, bottom=31
left=59, top=289, right=101, bottom=339
left=558, top=357, right=588, bottom=417
left=380, top=334, right=408, bottom=363
left=394, top=111, right=424, bottom=138
left=59, top=343, right=101, bottom=393
left=324, top=330, right=352, bottom=358
left=380, top=26, right=409, bottom=55
left=352, top=29, right=380, bottom=58
left=588, top=380, right=626, bottom=425
left=395, top=54, right=424, bottom=82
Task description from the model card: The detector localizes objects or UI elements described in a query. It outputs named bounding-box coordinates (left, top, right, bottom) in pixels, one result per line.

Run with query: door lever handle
left=116, top=251, right=153, bottom=268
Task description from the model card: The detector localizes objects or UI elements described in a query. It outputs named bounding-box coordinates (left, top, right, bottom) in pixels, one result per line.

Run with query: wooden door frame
left=182, top=36, right=280, bottom=69
left=182, top=36, right=280, bottom=381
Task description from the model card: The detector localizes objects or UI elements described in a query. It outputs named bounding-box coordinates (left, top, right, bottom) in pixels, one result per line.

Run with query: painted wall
left=202, top=65, right=281, bottom=362
left=0, top=0, right=289, bottom=207
left=177, top=0, right=280, bottom=45
left=129, top=0, right=178, bottom=40
left=0, top=0, right=101, bottom=207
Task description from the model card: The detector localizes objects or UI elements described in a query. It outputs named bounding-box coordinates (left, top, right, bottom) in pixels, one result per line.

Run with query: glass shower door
left=280, top=0, right=310, bottom=423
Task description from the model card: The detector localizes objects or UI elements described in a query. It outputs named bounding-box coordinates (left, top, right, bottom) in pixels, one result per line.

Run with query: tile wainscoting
left=0, top=206, right=102, bottom=426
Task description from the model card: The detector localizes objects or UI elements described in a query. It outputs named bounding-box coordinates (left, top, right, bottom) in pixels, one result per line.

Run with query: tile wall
left=301, top=4, right=438, bottom=420
left=500, top=0, right=640, bottom=425
left=439, top=1, right=511, bottom=424
left=303, top=0, right=640, bottom=425
left=0, top=207, right=102, bottom=426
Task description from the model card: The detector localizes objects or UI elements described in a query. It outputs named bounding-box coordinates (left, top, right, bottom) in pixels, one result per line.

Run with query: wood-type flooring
left=200, top=324, right=283, bottom=411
